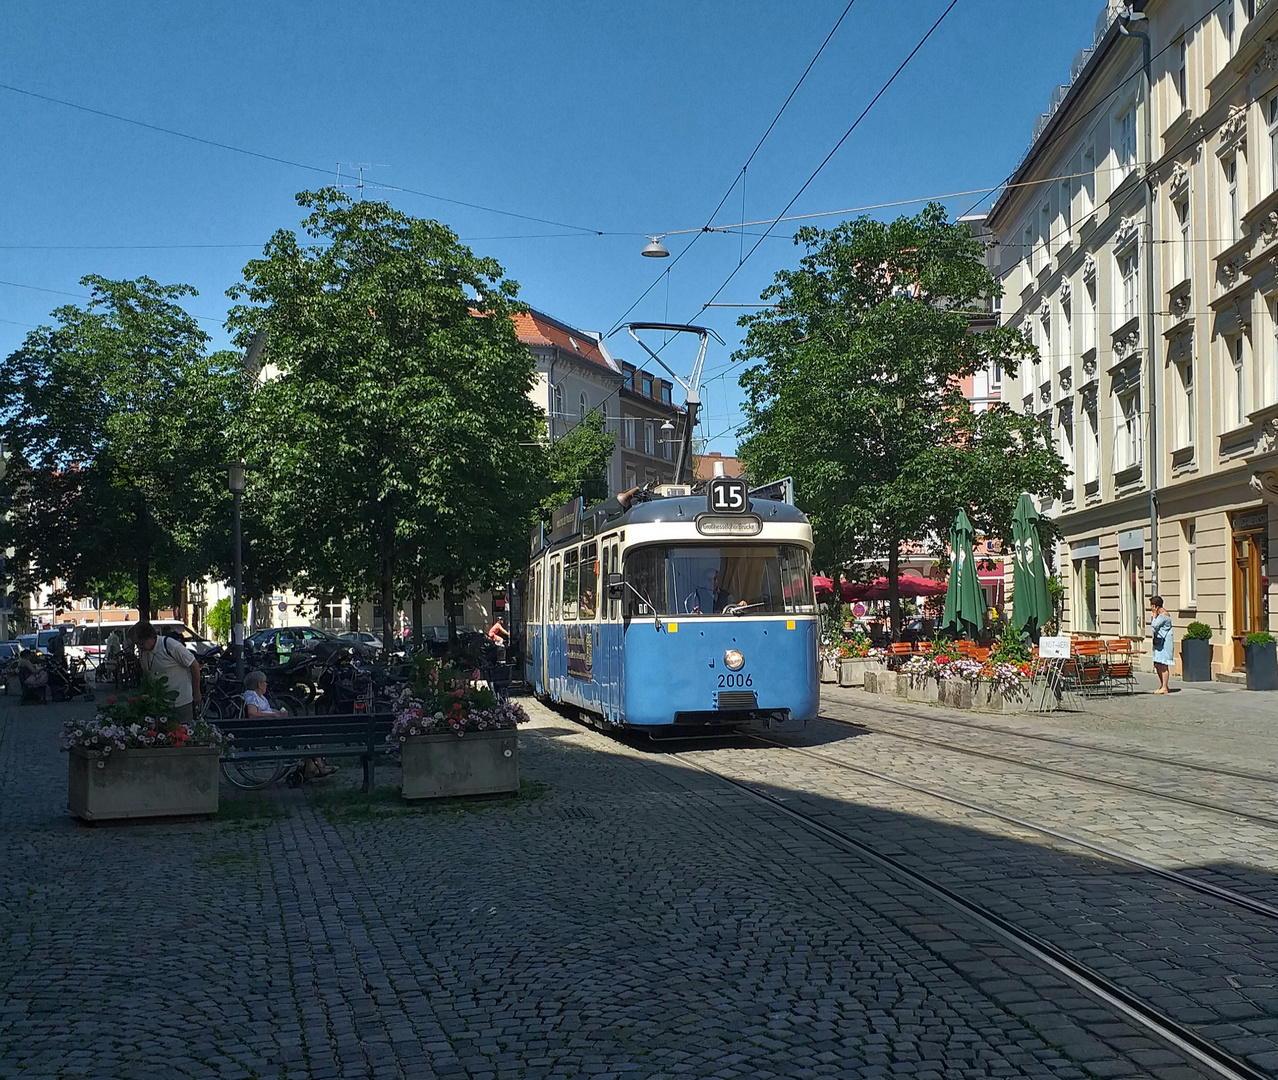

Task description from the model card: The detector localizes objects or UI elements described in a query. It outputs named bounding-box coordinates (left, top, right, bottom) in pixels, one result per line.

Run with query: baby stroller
left=47, top=658, right=94, bottom=702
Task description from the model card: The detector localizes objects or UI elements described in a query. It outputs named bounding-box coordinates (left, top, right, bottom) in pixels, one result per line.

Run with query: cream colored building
left=988, top=0, right=1278, bottom=675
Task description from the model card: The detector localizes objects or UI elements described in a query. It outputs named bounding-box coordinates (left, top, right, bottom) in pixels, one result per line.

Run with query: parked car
left=245, top=625, right=370, bottom=659
left=16, top=628, right=72, bottom=654
left=338, top=631, right=384, bottom=652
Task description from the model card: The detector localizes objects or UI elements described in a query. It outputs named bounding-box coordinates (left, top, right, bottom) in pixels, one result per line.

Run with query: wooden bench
left=216, top=709, right=397, bottom=792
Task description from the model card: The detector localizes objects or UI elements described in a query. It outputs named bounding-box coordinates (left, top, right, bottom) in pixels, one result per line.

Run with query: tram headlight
left=724, top=649, right=745, bottom=671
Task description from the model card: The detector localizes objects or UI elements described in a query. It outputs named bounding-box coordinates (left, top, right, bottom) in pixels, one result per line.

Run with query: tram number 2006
left=717, top=673, right=752, bottom=687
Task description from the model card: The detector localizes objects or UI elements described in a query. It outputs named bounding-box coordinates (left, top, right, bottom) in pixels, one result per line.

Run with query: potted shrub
left=1181, top=622, right=1213, bottom=682
left=62, top=675, right=227, bottom=821
left=837, top=632, right=887, bottom=687
left=390, top=655, right=527, bottom=800
left=1244, top=631, right=1278, bottom=691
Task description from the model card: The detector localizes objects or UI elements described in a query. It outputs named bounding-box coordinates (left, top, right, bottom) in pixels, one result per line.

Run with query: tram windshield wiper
left=729, top=602, right=768, bottom=616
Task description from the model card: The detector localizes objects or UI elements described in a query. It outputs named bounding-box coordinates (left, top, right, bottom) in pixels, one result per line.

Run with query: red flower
left=105, top=696, right=117, bottom=705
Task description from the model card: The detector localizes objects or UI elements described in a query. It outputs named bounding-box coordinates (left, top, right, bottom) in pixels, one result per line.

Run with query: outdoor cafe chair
left=1102, top=639, right=1136, bottom=694
left=1071, top=639, right=1108, bottom=697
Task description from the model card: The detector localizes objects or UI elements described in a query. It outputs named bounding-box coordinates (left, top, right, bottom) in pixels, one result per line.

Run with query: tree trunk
left=348, top=600, right=359, bottom=633
left=137, top=556, right=152, bottom=620
left=380, top=574, right=395, bottom=652
left=444, top=580, right=459, bottom=644
left=412, top=580, right=424, bottom=650
left=887, top=533, right=901, bottom=638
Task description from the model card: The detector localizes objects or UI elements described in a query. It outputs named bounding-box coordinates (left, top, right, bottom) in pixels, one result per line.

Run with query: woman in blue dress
left=1149, top=595, right=1173, bottom=694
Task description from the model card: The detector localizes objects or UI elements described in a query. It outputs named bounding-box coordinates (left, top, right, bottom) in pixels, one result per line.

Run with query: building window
left=1058, top=411, right=1075, bottom=496
left=1040, top=305, right=1052, bottom=370
left=662, top=429, right=673, bottom=460
left=1182, top=520, right=1198, bottom=607
left=1176, top=36, right=1188, bottom=111
left=624, top=418, right=636, bottom=449
left=1114, top=388, right=1141, bottom=471
left=1269, top=296, right=1278, bottom=404
left=1121, top=548, right=1144, bottom=636
left=1173, top=197, right=1190, bottom=284
left=1269, top=94, right=1278, bottom=193
left=1224, top=156, right=1240, bottom=246
left=642, top=374, right=653, bottom=398
left=990, top=361, right=1002, bottom=389
left=1060, top=291, right=1072, bottom=367
left=644, top=421, right=655, bottom=456
left=1040, top=203, right=1052, bottom=263
left=1023, top=224, right=1035, bottom=274
left=552, top=383, right=564, bottom=422
left=579, top=391, right=588, bottom=422
left=1227, top=3, right=1237, bottom=58
left=661, top=384, right=671, bottom=405
left=1230, top=334, right=1248, bottom=427
left=625, top=465, right=636, bottom=489
left=1059, top=180, right=1072, bottom=238
left=1118, top=106, right=1137, bottom=175
left=1082, top=146, right=1096, bottom=215
left=624, top=368, right=634, bottom=390
left=1074, top=556, right=1099, bottom=632
left=1118, top=248, right=1139, bottom=322
left=1177, top=354, right=1196, bottom=448
left=1084, top=402, right=1099, bottom=484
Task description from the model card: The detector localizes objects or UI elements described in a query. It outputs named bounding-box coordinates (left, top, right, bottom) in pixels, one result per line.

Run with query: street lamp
left=226, top=462, right=246, bottom=681
left=641, top=236, right=670, bottom=258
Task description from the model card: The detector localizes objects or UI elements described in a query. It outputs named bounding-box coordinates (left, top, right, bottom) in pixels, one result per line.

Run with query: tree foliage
left=0, top=276, right=244, bottom=616
left=736, top=204, right=1066, bottom=629
left=226, top=190, right=546, bottom=630
left=541, top=410, right=616, bottom=520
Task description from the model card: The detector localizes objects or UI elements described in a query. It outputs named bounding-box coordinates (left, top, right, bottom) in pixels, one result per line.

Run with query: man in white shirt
left=134, top=620, right=202, bottom=724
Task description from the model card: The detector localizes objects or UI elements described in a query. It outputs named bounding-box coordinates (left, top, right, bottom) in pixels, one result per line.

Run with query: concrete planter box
left=820, top=661, right=838, bottom=684
left=971, top=680, right=1029, bottom=714
left=1245, top=642, right=1278, bottom=691
left=898, top=676, right=940, bottom=703
left=864, top=669, right=898, bottom=695
left=939, top=679, right=974, bottom=709
left=67, top=745, right=219, bottom=822
left=1181, top=638, right=1213, bottom=682
left=401, top=728, right=519, bottom=800
left=838, top=657, right=885, bottom=688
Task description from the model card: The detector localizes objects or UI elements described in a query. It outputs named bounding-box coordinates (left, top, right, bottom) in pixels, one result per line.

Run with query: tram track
left=821, top=696, right=1278, bottom=785
left=669, top=745, right=1273, bottom=1080
left=747, top=733, right=1278, bottom=922
left=816, top=712, right=1278, bottom=830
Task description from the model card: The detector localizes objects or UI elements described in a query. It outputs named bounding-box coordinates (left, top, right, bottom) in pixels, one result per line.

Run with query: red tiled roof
left=511, top=309, right=613, bottom=371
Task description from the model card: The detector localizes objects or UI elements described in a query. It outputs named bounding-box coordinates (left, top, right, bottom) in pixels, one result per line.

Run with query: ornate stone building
left=989, top=0, right=1278, bottom=675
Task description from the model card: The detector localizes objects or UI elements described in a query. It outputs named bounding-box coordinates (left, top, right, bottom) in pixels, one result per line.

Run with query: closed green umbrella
left=942, top=508, right=984, bottom=639
left=1011, top=493, right=1053, bottom=635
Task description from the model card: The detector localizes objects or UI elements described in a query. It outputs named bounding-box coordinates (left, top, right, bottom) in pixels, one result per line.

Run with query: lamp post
left=227, top=462, right=246, bottom=682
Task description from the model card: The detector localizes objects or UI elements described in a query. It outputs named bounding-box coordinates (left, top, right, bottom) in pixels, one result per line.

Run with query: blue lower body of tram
left=526, top=615, right=819, bottom=728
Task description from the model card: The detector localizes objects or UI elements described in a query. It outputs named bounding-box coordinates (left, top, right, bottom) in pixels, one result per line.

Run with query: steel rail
left=748, top=735, right=1278, bottom=922
left=824, top=715, right=1278, bottom=829
left=671, top=748, right=1272, bottom=1080
left=819, top=697, right=1278, bottom=784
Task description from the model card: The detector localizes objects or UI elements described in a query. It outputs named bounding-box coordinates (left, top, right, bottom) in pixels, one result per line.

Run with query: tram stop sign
left=707, top=476, right=749, bottom=515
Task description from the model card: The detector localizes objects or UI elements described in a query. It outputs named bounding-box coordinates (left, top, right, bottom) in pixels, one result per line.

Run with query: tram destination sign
left=695, top=514, right=762, bottom=537
left=550, top=497, right=583, bottom=543
left=707, top=476, right=750, bottom=514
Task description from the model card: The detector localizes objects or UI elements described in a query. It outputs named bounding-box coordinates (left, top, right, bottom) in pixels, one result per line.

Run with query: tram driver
left=691, top=568, right=747, bottom=614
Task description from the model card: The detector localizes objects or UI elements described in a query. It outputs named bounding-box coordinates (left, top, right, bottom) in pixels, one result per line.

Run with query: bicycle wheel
left=221, top=757, right=290, bottom=789
left=274, top=692, right=306, bottom=717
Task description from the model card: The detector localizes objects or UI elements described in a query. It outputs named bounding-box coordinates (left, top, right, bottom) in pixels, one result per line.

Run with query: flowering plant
left=819, top=632, right=885, bottom=665
left=61, top=716, right=229, bottom=768
left=97, top=674, right=181, bottom=726
left=388, top=655, right=528, bottom=741
left=899, top=653, right=1029, bottom=699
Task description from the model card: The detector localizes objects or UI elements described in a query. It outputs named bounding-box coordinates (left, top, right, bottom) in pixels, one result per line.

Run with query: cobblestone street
left=2, top=684, right=1276, bottom=1079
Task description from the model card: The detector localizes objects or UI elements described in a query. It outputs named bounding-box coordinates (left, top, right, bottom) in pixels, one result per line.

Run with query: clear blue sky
left=2, top=0, right=1101, bottom=452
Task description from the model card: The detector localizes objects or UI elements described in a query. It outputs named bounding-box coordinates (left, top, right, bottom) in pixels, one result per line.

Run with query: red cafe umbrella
left=843, top=574, right=949, bottom=601
left=813, top=575, right=836, bottom=602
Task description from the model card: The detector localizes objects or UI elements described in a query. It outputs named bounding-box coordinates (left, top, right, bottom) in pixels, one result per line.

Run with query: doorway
left=1231, top=509, right=1270, bottom=668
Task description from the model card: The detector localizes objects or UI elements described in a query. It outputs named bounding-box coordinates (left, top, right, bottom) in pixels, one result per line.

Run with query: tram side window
left=579, top=543, right=598, bottom=620
left=549, top=562, right=560, bottom=622
left=624, top=547, right=668, bottom=616
left=779, top=547, right=815, bottom=614
left=562, top=550, right=580, bottom=621
left=610, top=542, right=620, bottom=619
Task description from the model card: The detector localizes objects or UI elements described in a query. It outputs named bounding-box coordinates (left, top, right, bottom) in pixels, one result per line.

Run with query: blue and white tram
left=524, top=484, right=819, bottom=731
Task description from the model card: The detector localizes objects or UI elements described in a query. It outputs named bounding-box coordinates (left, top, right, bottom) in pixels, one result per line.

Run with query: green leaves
left=736, top=203, right=1064, bottom=591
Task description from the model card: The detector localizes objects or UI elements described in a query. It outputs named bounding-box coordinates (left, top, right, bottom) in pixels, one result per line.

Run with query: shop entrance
left=1231, top=509, right=1270, bottom=668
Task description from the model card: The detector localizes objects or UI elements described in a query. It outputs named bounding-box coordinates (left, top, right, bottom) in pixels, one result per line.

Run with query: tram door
left=546, top=555, right=560, bottom=696
left=598, top=539, right=616, bottom=721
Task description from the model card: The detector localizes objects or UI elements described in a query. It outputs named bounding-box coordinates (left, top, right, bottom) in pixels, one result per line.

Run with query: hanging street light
left=641, top=236, right=670, bottom=258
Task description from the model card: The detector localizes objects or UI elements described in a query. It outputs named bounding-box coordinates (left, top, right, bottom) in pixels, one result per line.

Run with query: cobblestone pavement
left=0, top=689, right=1258, bottom=1079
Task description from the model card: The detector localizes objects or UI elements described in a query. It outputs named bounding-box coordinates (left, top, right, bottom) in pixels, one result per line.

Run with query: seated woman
left=243, top=671, right=335, bottom=782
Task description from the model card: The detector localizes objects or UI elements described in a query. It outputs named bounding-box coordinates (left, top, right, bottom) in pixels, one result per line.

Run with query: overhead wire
left=0, top=81, right=617, bottom=235
left=604, top=0, right=863, bottom=337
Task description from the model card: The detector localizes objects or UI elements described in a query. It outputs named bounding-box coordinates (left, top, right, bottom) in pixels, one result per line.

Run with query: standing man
left=134, top=620, right=202, bottom=724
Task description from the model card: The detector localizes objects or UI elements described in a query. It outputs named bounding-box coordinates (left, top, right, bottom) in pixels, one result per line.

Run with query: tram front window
left=624, top=545, right=814, bottom=617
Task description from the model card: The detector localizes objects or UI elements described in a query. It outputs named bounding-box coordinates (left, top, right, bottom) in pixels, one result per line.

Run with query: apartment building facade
left=617, top=361, right=685, bottom=489
left=989, top=0, right=1278, bottom=674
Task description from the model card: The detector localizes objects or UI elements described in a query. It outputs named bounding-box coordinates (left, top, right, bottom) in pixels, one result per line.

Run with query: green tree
left=0, top=276, right=245, bottom=616
left=541, top=410, right=616, bottom=520
left=227, top=190, right=545, bottom=636
left=206, top=596, right=232, bottom=642
left=736, top=204, right=1065, bottom=632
